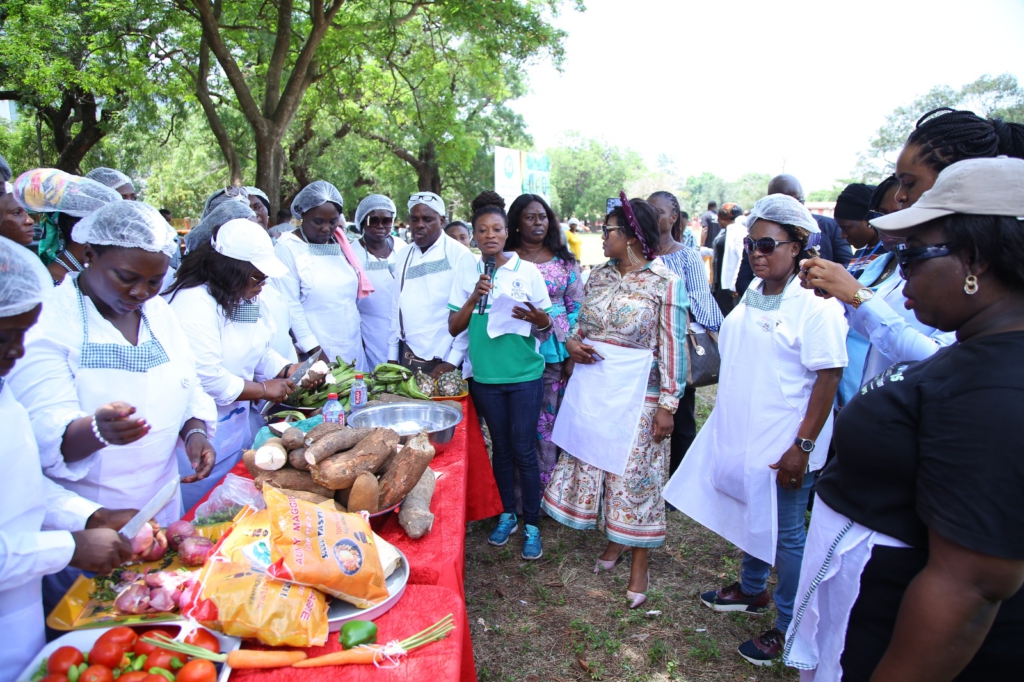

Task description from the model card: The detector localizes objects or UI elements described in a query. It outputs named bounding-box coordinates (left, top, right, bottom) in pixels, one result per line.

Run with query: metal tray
left=327, top=545, right=409, bottom=632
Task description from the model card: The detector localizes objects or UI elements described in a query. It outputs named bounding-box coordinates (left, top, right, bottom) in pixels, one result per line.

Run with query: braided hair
left=648, top=191, right=683, bottom=242
left=907, top=107, right=1024, bottom=173
left=506, top=193, right=575, bottom=262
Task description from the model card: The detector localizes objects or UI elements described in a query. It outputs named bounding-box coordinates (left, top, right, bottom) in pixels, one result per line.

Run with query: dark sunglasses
left=366, top=215, right=394, bottom=228
left=602, top=225, right=625, bottom=238
left=743, top=236, right=795, bottom=255
left=895, top=242, right=952, bottom=278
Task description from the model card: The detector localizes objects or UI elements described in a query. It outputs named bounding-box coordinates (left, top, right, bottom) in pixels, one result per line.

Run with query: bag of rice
left=263, top=486, right=389, bottom=608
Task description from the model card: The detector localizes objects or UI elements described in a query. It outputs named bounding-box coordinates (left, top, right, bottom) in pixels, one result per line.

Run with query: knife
left=263, top=349, right=323, bottom=415
left=119, top=476, right=180, bottom=542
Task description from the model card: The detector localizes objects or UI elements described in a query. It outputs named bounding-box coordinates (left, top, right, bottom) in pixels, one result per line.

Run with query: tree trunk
left=415, top=142, right=442, bottom=194
left=38, top=90, right=110, bottom=174
left=194, top=30, right=242, bottom=185
left=254, top=128, right=285, bottom=216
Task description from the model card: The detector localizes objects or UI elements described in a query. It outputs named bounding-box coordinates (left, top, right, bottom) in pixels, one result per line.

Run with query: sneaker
left=700, top=581, right=770, bottom=614
left=738, top=628, right=784, bottom=666
left=488, top=513, right=518, bottom=546
left=521, top=524, right=543, bottom=560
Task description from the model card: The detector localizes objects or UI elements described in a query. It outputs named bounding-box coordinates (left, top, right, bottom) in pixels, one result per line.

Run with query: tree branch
left=262, top=0, right=293, bottom=115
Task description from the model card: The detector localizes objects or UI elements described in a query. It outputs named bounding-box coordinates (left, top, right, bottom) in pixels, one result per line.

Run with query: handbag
left=684, top=314, right=721, bottom=388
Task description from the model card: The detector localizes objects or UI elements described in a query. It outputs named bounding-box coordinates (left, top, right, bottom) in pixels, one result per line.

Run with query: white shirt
left=722, top=222, right=747, bottom=292
left=351, top=237, right=409, bottom=369
left=447, top=251, right=553, bottom=336
left=388, top=233, right=476, bottom=365
left=260, top=284, right=298, bottom=364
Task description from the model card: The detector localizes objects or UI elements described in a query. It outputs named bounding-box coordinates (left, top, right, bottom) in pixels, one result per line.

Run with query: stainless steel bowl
left=348, top=401, right=463, bottom=450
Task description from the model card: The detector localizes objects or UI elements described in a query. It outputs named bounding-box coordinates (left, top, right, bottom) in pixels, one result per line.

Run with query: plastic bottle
left=322, top=393, right=345, bottom=426
left=350, top=373, right=368, bottom=413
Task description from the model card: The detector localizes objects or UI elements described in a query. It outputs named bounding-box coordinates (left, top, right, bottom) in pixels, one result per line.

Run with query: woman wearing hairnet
left=274, top=181, right=373, bottom=368
left=350, top=194, right=408, bottom=369
left=84, top=167, right=137, bottom=201
left=663, top=195, right=848, bottom=666
left=0, top=236, right=143, bottom=681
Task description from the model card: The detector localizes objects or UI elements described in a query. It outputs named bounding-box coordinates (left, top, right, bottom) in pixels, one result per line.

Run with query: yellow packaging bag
left=264, top=486, right=389, bottom=608
left=182, top=560, right=329, bottom=647
left=212, top=505, right=272, bottom=567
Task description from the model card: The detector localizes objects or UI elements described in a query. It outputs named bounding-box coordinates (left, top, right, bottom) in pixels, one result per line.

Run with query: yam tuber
left=378, top=432, right=435, bottom=509
left=279, top=489, right=344, bottom=512
left=303, top=422, right=348, bottom=446
left=242, top=449, right=260, bottom=478
left=255, top=468, right=333, bottom=498
left=281, top=427, right=306, bottom=451
left=347, top=472, right=380, bottom=514
left=310, top=429, right=399, bottom=490
left=398, top=468, right=436, bottom=538
left=304, top=427, right=374, bottom=466
left=334, top=487, right=350, bottom=511
left=255, top=439, right=288, bottom=470
left=288, top=447, right=310, bottom=471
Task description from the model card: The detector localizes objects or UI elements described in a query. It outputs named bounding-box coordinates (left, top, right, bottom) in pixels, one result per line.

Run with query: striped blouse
left=658, top=246, right=723, bottom=332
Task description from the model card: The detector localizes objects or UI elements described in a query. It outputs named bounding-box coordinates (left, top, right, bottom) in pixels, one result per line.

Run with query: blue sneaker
left=488, top=513, right=518, bottom=546
left=521, top=524, right=543, bottom=560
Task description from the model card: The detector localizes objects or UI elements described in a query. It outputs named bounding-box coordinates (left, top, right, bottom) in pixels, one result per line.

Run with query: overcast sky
left=510, top=0, right=1024, bottom=192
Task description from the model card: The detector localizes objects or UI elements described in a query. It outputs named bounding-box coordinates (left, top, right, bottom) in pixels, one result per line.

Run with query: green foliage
left=548, top=133, right=646, bottom=221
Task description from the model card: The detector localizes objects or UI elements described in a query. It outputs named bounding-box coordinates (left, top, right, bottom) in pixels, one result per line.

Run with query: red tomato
left=40, top=676, right=69, bottom=682
left=143, top=648, right=186, bottom=671
left=133, top=629, right=177, bottom=657
left=141, top=676, right=168, bottom=682
left=174, top=659, right=218, bottom=682
left=47, top=646, right=84, bottom=674
left=184, top=627, right=220, bottom=654
left=116, top=674, right=150, bottom=682
left=80, top=666, right=115, bottom=682
left=86, top=639, right=124, bottom=669
left=94, top=626, right=137, bottom=652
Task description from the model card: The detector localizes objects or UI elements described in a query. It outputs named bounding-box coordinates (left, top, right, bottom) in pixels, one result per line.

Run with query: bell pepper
left=340, top=620, right=378, bottom=649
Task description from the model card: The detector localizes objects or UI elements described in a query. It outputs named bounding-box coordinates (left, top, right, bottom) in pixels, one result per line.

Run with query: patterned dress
left=541, top=259, right=689, bottom=547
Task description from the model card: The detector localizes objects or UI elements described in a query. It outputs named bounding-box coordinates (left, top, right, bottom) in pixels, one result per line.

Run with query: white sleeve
left=444, top=251, right=476, bottom=367
left=848, top=293, right=957, bottom=365
left=273, top=239, right=318, bottom=352
left=800, top=300, right=849, bottom=371
left=169, top=291, right=245, bottom=405
left=42, top=478, right=101, bottom=532
left=158, top=302, right=218, bottom=434
left=0, top=527, right=76, bottom=591
left=447, top=257, right=475, bottom=311
left=254, top=347, right=290, bottom=384
left=389, top=248, right=413, bottom=362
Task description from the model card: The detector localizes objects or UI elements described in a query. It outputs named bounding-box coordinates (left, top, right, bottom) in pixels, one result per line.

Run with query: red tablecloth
left=186, top=398, right=502, bottom=682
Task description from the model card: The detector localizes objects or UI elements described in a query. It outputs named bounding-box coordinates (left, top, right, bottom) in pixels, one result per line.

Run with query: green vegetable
left=132, top=654, right=147, bottom=671
left=340, top=619, right=378, bottom=649
left=169, top=657, right=184, bottom=670
left=67, top=663, right=81, bottom=682
left=31, top=658, right=48, bottom=682
left=149, top=667, right=175, bottom=682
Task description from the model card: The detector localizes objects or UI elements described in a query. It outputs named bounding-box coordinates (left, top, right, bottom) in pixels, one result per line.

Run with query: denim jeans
left=740, top=472, right=816, bottom=632
left=470, top=378, right=544, bottom=526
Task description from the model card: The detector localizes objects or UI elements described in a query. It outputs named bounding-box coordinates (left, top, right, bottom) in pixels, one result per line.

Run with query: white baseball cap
left=211, top=218, right=288, bottom=277
left=871, top=156, right=1024, bottom=232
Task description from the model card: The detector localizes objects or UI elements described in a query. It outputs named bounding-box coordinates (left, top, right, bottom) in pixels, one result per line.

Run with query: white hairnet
left=85, top=167, right=134, bottom=190
left=245, top=187, right=270, bottom=208
left=407, top=191, right=445, bottom=218
left=0, top=235, right=51, bottom=317
left=13, top=169, right=122, bottom=217
left=747, top=193, right=822, bottom=250
left=291, top=181, right=343, bottom=220
left=72, top=201, right=178, bottom=258
left=354, top=194, right=396, bottom=229
left=185, top=200, right=256, bottom=253
left=201, top=187, right=249, bottom=219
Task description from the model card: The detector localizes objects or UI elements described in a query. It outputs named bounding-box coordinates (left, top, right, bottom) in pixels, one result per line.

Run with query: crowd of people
left=1, top=105, right=1024, bottom=681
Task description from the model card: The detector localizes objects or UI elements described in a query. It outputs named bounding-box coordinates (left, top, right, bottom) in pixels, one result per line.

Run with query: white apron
left=68, top=284, right=189, bottom=526
left=354, top=239, right=406, bottom=369
left=663, top=296, right=834, bottom=564
left=292, top=240, right=365, bottom=368
left=552, top=340, right=652, bottom=476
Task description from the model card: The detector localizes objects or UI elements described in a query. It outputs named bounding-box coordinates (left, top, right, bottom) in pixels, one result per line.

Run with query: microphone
left=478, top=256, right=496, bottom=315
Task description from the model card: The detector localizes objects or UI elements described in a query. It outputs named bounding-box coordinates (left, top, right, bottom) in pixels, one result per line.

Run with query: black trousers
left=669, top=385, right=697, bottom=476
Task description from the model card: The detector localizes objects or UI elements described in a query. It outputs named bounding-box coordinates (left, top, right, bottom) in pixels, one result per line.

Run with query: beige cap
left=871, top=156, right=1024, bottom=232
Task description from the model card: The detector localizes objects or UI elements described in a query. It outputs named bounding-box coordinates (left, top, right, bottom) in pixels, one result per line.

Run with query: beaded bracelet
left=183, top=428, right=207, bottom=444
left=91, top=416, right=111, bottom=447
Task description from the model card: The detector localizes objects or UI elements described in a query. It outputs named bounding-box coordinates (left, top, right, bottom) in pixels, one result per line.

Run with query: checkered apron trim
left=363, top=259, right=392, bottom=272
left=739, top=274, right=797, bottom=312
left=75, top=281, right=171, bottom=372
left=227, top=300, right=262, bottom=324
left=306, top=241, right=342, bottom=257
left=405, top=255, right=452, bottom=280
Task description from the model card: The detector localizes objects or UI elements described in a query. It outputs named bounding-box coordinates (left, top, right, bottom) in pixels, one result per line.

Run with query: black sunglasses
left=895, top=242, right=952, bottom=278
left=743, top=236, right=795, bottom=255
left=602, top=225, right=625, bottom=238
left=366, top=215, right=394, bottom=228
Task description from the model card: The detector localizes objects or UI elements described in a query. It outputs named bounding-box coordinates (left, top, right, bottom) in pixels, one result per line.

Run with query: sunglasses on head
left=366, top=215, right=394, bottom=228
left=743, top=236, right=796, bottom=255
left=894, top=242, right=952, bottom=278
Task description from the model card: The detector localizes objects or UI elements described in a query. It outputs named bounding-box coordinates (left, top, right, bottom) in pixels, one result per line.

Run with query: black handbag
left=684, top=314, right=721, bottom=388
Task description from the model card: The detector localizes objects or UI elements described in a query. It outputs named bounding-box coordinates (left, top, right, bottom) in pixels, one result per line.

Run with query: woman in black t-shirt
left=786, top=157, right=1024, bottom=681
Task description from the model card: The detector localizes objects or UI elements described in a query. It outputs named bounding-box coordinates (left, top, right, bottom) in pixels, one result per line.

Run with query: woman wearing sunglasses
left=786, top=157, right=1024, bottom=681
left=664, top=194, right=848, bottom=666
left=351, top=194, right=408, bottom=370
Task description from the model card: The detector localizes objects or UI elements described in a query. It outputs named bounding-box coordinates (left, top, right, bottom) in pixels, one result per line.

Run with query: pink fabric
left=334, top=227, right=375, bottom=299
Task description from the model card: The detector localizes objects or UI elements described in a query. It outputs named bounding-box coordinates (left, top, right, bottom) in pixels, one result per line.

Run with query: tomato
left=184, top=628, right=220, bottom=654
left=133, top=629, right=177, bottom=657
left=140, top=676, right=168, bottom=682
left=40, top=676, right=69, bottom=682
left=95, top=626, right=137, bottom=652
left=143, top=649, right=186, bottom=671
left=87, top=639, right=125, bottom=668
left=47, top=646, right=84, bottom=674
left=116, top=673, right=150, bottom=682
left=80, top=665, right=115, bottom=682
left=174, top=659, right=218, bottom=682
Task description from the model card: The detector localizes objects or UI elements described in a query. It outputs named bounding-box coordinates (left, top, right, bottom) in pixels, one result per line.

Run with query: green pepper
left=169, top=657, right=184, bottom=670
left=132, top=654, right=147, bottom=672
left=340, top=620, right=378, bottom=649
left=149, top=668, right=175, bottom=682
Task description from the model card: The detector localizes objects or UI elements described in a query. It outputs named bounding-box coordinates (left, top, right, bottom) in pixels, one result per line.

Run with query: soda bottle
left=322, top=393, right=345, bottom=426
left=350, top=373, right=368, bottom=413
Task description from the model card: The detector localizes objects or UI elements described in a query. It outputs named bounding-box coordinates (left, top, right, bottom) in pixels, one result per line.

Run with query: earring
left=626, top=245, right=641, bottom=266
left=964, top=274, right=979, bottom=295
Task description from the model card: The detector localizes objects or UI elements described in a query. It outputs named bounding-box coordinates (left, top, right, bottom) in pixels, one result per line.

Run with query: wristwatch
left=795, top=437, right=815, bottom=453
left=851, top=287, right=875, bottom=309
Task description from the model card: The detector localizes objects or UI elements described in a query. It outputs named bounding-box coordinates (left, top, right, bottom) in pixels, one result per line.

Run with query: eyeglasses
left=250, top=273, right=268, bottom=286
left=602, top=226, right=624, bottom=238
left=743, top=237, right=796, bottom=255
left=895, top=242, right=952, bottom=278
left=366, top=215, right=394, bottom=228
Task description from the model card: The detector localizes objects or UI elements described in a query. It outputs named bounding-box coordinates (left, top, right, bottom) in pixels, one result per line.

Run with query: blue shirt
left=658, top=247, right=723, bottom=331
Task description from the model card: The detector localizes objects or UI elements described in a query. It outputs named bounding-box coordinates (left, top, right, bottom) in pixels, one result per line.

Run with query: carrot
left=292, top=614, right=455, bottom=668
left=227, top=650, right=308, bottom=668
left=291, top=649, right=382, bottom=667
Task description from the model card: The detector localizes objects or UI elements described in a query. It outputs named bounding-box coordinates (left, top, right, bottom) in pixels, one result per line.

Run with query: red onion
left=148, top=585, right=176, bottom=612
left=166, top=519, right=198, bottom=551
left=178, top=536, right=215, bottom=567
left=140, top=530, right=168, bottom=562
left=130, top=523, right=154, bottom=555
left=114, top=583, right=151, bottom=614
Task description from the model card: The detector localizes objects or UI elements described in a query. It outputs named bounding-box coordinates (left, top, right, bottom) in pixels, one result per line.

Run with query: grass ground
left=464, top=386, right=799, bottom=682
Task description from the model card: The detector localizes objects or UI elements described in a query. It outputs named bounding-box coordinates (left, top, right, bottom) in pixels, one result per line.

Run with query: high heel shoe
left=593, top=546, right=626, bottom=574
left=627, top=571, right=650, bottom=610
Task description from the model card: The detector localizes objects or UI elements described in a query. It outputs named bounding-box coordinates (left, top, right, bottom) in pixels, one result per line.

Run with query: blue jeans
left=740, top=473, right=816, bottom=633
left=470, top=378, right=544, bottom=527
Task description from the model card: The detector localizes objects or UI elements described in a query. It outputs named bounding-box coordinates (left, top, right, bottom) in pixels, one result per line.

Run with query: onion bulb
left=178, top=536, right=215, bottom=567
left=166, top=519, right=198, bottom=550
left=130, top=522, right=155, bottom=555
